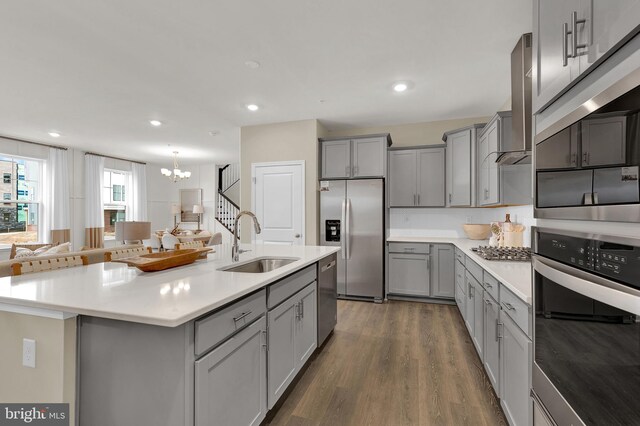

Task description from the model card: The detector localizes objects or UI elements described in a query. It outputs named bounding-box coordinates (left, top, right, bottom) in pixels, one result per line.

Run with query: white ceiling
left=0, top=0, right=532, bottom=165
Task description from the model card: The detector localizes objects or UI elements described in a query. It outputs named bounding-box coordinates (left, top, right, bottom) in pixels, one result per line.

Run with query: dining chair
left=161, top=233, right=180, bottom=250
left=208, top=232, right=223, bottom=246
left=143, top=234, right=162, bottom=252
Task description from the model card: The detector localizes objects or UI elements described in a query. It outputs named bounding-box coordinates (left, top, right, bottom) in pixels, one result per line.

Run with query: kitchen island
left=0, top=244, right=340, bottom=426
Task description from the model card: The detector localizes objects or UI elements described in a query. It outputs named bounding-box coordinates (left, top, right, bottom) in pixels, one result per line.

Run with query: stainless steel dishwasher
left=317, top=253, right=337, bottom=346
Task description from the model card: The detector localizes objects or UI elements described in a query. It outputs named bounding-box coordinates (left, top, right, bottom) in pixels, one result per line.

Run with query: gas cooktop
left=471, top=246, right=531, bottom=262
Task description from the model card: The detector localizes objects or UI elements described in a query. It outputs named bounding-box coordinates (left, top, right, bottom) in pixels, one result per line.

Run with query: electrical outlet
left=23, top=338, right=36, bottom=368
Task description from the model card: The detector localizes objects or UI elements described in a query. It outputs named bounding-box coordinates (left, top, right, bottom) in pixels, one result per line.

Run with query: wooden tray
left=113, top=248, right=213, bottom=272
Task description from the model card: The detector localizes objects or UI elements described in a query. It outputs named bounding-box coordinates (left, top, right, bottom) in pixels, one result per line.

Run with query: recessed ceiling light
left=48, top=132, right=61, bottom=138
left=246, top=104, right=259, bottom=111
left=393, top=82, right=408, bottom=92
left=244, top=60, right=261, bottom=69
left=149, top=120, right=163, bottom=126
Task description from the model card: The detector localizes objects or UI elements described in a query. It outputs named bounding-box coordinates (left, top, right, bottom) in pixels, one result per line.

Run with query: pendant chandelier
left=161, top=151, right=191, bottom=182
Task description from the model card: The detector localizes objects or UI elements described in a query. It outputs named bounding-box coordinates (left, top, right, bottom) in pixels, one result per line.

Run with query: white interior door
left=252, top=161, right=304, bottom=245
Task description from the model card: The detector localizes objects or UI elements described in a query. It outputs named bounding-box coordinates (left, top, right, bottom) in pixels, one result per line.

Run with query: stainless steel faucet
left=232, top=211, right=262, bottom=261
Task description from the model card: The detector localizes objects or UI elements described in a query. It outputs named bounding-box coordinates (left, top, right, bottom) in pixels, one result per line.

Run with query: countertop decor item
left=113, top=247, right=213, bottom=272
left=462, top=224, right=491, bottom=240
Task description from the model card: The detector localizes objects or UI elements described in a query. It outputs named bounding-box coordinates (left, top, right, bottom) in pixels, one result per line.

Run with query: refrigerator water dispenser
left=325, top=220, right=341, bottom=242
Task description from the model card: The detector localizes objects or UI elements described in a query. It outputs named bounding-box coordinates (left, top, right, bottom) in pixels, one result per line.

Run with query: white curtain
left=41, top=148, right=70, bottom=244
left=126, top=162, right=148, bottom=221
left=84, top=154, right=105, bottom=247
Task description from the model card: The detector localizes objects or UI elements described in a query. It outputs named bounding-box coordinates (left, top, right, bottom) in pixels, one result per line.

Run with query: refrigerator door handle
left=346, top=198, right=352, bottom=260
left=340, top=199, right=347, bottom=260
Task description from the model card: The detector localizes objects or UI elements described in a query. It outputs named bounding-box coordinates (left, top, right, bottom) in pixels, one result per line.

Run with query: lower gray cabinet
left=388, top=252, right=430, bottom=296
left=500, top=312, right=532, bottom=426
left=268, top=282, right=317, bottom=408
left=483, top=293, right=500, bottom=394
left=195, top=317, right=268, bottom=426
left=431, top=244, right=455, bottom=298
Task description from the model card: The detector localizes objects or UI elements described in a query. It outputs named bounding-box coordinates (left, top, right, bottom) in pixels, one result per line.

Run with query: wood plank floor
left=266, top=300, right=507, bottom=426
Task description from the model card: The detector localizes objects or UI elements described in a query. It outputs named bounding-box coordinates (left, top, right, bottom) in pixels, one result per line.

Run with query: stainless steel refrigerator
left=319, top=179, right=384, bottom=301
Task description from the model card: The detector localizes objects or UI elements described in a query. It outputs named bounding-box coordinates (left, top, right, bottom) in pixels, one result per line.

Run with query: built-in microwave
left=535, top=71, right=640, bottom=222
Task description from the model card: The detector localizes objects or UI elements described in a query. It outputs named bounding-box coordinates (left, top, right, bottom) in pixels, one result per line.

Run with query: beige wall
left=240, top=119, right=320, bottom=244
left=0, top=312, right=76, bottom=424
left=324, top=115, right=491, bottom=147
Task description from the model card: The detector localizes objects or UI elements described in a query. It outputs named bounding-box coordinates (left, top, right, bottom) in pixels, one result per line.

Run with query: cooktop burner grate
left=471, top=246, right=531, bottom=262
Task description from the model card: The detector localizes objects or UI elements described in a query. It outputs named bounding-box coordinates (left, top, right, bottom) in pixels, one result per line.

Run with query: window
left=103, top=169, right=128, bottom=238
left=0, top=155, right=41, bottom=246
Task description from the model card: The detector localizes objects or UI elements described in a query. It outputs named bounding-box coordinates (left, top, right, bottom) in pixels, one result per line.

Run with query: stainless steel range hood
left=497, top=33, right=532, bottom=165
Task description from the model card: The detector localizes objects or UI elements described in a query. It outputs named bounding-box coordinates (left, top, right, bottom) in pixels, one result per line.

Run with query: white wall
left=390, top=205, right=535, bottom=246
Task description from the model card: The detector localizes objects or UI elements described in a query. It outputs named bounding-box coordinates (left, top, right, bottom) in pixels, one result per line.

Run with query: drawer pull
left=321, top=260, right=336, bottom=272
left=484, top=282, right=493, bottom=288
left=502, top=302, right=516, bottom=311
left=233, top=311, right=252, bottom=322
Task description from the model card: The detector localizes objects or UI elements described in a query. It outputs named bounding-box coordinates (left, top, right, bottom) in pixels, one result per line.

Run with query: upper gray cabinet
left=389, top=146, right=445, bottom=207
left=319, top=135, right=391, bottom=179
left=444, top=125, right=484, bottom=207
left=477, top=112, right=532, bottom=207
left=321, top=140, right=351, bottom=179
left=533, top=0, right=640, bottom=112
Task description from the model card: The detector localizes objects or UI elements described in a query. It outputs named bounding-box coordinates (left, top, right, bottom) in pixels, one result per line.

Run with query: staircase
left=215, top=164, right=241, bottom=236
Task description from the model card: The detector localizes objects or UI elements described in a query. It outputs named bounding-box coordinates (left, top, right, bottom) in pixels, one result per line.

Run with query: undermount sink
left=218, top=257, right=300, bottom=273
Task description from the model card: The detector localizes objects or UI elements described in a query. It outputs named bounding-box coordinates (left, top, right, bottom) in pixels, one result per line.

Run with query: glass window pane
left=0, top=202, right=39, bottom=244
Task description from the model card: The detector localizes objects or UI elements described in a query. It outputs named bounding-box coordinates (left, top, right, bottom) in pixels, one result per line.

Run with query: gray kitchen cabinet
left=455, top=280, right=466, bottom=315
left=483, top=293, right=501, bottom=395
left=533, top=0, right=586, bottom=112
left=444, top=125, right=484, bottom=207
left=533, top=0, right=640, bottom=112
left=268, top=282, right=318, bottom=408
left=464, top=273, right=475, bottom=336
left=580, top=114, right=627, bottom=167
left=431, top=244, right=455, bottom=299
left=471, top=274, right=485, bottom=360
left=352, top=136, right=386, bottom=178
left=388, top=252, right=430, bottom=296
left=417, top=148, right=446, bottom=207
left=294, top=283, right=317, bottom=367
left=321, top=139, right=351, bottom=179
left=389, top=149, right=418, bottom=207
left=389, top=146, right=445, bottom=207
left=500, top=312, right=533, bottom=426
left=478, top=113, right=508, bottom=206
left=319, top=135, right=390, bottom=179
left=583, top=1, right=640, bottom=75
left=195, top=317, right=267, bottom=426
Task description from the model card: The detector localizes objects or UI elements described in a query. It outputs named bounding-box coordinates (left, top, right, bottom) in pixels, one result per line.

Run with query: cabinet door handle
left=413, top=194, right=416, bottom=206
left=571, top=11, right=587, bottom=58
left=563, top=21, right=571, bottom=66
left=502, top=302, right=516, bottom=311
left=300, top=300, right=304, bottom=319
left=262, top=330, right=268, bottom=349
left=496, top=320, right=502, bottom=341
left=449, top=193, right=452, bottom=203
left=571, top=153, right=577, bottom=166
left=233, top=311, right=252, bottom=322
left=295, top=302, right=301, bottom=319
left=583, top=152, right=589, bottom=165
left=484, top=282, right=492, bottom=288
left=417, top=194, right=420, bottom=205
left=354, top=165, right=359, bottom=175
left=484, top=188, right=489, bottom=200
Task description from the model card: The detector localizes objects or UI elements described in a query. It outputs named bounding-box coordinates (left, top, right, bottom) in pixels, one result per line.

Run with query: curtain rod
left=0, top=134, right=68, bottom=151
left=84, top=152, right=146, bottom=165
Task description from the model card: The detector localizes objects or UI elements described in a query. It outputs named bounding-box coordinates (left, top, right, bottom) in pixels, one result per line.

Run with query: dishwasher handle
left=321, top=260, right=336, bottom=272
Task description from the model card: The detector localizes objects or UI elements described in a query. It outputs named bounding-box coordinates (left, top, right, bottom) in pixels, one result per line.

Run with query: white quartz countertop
left=0, top=244, right=340, bottom=327
left=387, top=236, right=532, bottom=304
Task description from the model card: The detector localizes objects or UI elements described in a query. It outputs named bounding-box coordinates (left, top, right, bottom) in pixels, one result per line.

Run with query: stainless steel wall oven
left=535, top=71, right=640, bottom=222
left=531, top=227, right=640, bottom=425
